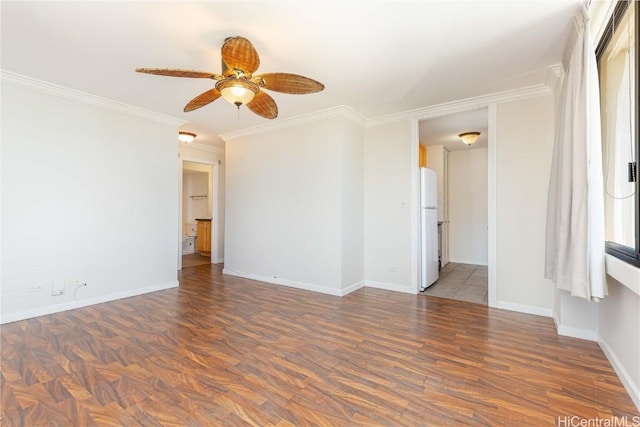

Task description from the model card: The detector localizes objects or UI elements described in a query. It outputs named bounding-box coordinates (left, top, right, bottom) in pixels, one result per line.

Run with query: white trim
left=223, top=268, right=347, bottom=296
left=556, top=324, right=598, bottom=341
left=590, top=0, right=617, bottom=47
left=598, top=334, right=640, bottom=411
left=605, top=254, right=640, bottom=297
left=1, top=70, right=185, bottom=127
left=365, top=280, right=415, bottom=294
left=449, top=258, right=489, bottom=266
left=487, top=104, right=498, bottom=309
left=211, top=162, right=220, bottom=264
left=219, top=73, right=554, bottom=146
left=552, top=315, right=598, bottom=341
left=545, top=63, right=564, bottom=95
left=367, top=84, right=552, bottom=127
left=180, top=141, right=225, bottom=154
left=410, top=118, right=420, bottom=293
left=179, top=157, right=222, bottom=269
left=220, top=105, right=366, bottom=141
left=0, top=281, right=179, bottom=324
left=177, top=151, right=184, bottom=270
left=342, top=281, right=365, bottom=295
left=495, top=300, right=553, bottom=317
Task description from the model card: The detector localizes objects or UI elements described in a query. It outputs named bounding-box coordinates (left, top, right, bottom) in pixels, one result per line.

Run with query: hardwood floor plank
left=56, top=399, right=99, bottom=427
left=1, top=263, right=638, bottom=426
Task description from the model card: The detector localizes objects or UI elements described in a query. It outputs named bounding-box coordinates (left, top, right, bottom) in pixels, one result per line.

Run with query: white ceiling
left=419, top=108, right=489, bottom=151
left=1, top=1, right=580, bottom=147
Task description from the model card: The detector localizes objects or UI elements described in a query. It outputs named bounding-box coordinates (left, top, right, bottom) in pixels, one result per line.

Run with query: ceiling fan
left=135, top=36, right=324, bottom=119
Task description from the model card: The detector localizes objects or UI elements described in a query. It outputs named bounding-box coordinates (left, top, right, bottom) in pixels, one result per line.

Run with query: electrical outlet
left=28, top=283, right=44, bottom=293
left=52, top=280, right=64, bottom=296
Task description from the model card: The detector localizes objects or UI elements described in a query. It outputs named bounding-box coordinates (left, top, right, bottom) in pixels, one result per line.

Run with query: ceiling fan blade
left=257, top=73, right=325, bottom=94
left=246, top=91, right=278, bottom=119
left=136, top=68, right=219, bottom=79
left=221, top=36, right=260, bottom=75
left=184, top=88, right=222, bottom=112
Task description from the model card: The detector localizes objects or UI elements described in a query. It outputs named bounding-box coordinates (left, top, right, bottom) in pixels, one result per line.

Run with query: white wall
left=364, top=121, right=415, bottom=293
left=182, top=171, right=209, bottom=222
left=448, top=148, right=488, bottom=265
left=223, top=114, right=364, bottom=295
left=495, top=95, right=555, bottom=314
left=1, top=78, right=180, bottom=323
left=340, top=121, right=365, bottom=290
left=599, top=277, right=640, bottom=409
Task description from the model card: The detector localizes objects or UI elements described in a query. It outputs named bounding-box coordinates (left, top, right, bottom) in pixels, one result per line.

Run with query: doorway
left=418, top=108, right=489, bottom=305
left=179, top=160, right=218, bottom=269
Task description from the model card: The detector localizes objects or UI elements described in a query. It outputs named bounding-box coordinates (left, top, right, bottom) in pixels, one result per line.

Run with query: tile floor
left=421, top=262, right=488, bottom=305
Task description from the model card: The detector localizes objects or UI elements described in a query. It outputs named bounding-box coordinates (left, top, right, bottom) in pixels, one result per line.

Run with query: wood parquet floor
left=1, top=264, right=638, bottom=426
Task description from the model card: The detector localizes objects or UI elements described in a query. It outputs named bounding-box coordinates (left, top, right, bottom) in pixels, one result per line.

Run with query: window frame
left=596, top=0, right=640, bottom=268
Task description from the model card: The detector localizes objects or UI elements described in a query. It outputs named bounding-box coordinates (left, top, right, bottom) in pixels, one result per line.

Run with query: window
left=597, top=0, right=640, bottom=267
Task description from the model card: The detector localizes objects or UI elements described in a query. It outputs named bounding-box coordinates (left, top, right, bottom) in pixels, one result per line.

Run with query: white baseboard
left=449, top=258, right=489, bottom=266
left=0, top=280, right=179, bottom=324
left=598, top=334, right=640, bottom=412
left=365, top=280, right=414, bottom=294
left=222, top=268, right=350, bottom=296
left=494, top=300, right=553, bottom=317
left=552, top=315, right=598, bottom=341
left=342, top=280, right=365, bottom=295
left=213, top=258, right=224, bottom=264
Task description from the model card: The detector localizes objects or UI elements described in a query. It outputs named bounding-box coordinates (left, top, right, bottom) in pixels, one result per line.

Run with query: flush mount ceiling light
left=178, top=131, right=197, bottom=144
left=458, top=131, right=481, bottom=146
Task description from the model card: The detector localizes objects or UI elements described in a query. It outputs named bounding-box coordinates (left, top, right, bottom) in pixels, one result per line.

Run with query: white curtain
left=545, top=6, right=607, bottom=301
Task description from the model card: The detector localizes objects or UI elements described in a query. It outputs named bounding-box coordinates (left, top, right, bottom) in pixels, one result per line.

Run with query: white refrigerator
left=420, top=167, right=439, bottom=290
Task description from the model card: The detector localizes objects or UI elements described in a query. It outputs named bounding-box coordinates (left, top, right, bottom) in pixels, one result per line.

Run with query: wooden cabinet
left=419, top=144, right=427, bottom=167
left=196, top=219, right=212, bottom=256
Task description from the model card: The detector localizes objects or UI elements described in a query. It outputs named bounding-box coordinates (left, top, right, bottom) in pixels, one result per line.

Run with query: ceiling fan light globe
left=220, top=86, right=255, bottom=105
left=216, top=78, right=259, bottom=106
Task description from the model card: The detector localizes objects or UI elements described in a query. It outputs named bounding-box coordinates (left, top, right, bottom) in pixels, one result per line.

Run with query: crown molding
left=545, top=63, right=565, bottom=95
left=220, top=82, right=554, bottom=141
left=180, top=141, right=225, bottom=154
left=365, top=83, right=553, bottom=127
left=1, top=70, right=185, bottom=127
left=220, top=105, right=366, bottom=142
left=547, top=63, right=564, bottom=80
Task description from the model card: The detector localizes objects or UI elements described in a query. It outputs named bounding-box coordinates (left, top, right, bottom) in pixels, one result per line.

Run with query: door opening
left=179, top=159, right=219, bottom=269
